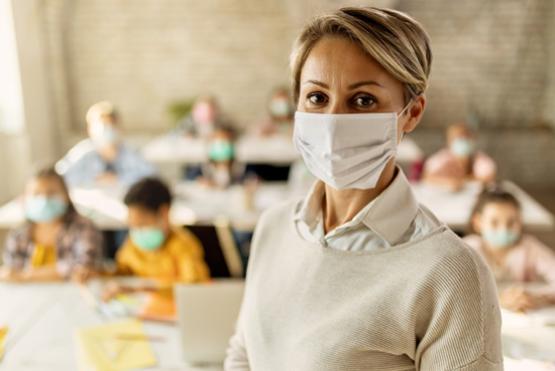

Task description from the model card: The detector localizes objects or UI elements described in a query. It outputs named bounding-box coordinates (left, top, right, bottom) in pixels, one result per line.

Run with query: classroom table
left=0, top=182, right=295, bottom=231
left=0, top=180, right=552, bottom=233
left=0, top=282, right=553, bottom=370
left=0, top=282, right=222, bottom=371
left=141, top=134, right=424, bottom=165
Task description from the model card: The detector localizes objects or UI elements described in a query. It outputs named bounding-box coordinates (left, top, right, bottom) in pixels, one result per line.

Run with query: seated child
left=176, top=95, right=233, bottom=140
left=1, top=167, right=102, bottom=282
left=104, top=177, right=210, bottom=300
left=199, top=127, right=245, bottom=189
left=423, top=123, right=496, bottom=191
left=255, top=86, right=294, bottom=137
left=56, top=101, right=155, bottom=187
left=463, top=187, right=555, bottom=312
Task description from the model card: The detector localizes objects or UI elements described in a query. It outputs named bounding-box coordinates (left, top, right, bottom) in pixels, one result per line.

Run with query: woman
left=1, top=167, right=102, bottom=282
left=225, top=7, right=502, bottom=370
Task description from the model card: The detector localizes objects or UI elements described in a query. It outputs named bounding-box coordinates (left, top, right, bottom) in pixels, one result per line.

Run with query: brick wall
left=38, top=0, right=555, bottom=186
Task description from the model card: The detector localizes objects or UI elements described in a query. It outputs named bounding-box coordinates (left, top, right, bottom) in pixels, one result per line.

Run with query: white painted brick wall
left=38, top=0, right=555, bottom=186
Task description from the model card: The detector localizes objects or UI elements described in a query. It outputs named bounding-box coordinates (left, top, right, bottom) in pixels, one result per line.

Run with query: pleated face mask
left=293, top=106, right=409, bottom=190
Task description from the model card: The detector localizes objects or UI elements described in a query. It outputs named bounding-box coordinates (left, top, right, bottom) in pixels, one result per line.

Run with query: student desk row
left=0, top=281, right=222, bottom=371
left=141, top=134, right=425, bottom=165
left=0, top=282, right=553, bottom=370
left=0, top=180, right=552, bottom=233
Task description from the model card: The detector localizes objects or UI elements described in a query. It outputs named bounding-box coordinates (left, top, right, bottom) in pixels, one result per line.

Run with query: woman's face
left=297, top=36, right=425, bottom=140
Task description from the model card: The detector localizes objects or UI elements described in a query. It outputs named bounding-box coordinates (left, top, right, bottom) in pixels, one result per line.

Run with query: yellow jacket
left=116, top=227, right=210, bottom=283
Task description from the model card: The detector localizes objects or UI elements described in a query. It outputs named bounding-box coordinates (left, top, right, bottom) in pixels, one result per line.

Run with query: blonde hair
left=86, top=101, right=118, bottom=125
left=290, top=7, right=432, bottom=104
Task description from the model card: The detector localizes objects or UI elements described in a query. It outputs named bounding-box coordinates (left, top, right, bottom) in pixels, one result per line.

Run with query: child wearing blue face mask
left=112, top=177, right=209, bottom=286
left=0, top=167, right=102, bottom=282
left=463, top=187, right=555, bottom=312
left=56, top=101, right=156, bottom=187
left=255, top=87, right=294, bottom=137
left=423, top=123, right=497, bottom=191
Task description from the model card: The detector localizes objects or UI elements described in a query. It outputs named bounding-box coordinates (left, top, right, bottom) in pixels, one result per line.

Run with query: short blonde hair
left=290, top=7, right=432, bottom=104
left=86, top=101, right=118, bottom=125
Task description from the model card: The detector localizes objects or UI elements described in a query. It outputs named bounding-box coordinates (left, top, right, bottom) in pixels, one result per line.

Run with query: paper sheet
left=75, top=319, right=156, bottom=371
left=0, top=326, right=7, bottom=360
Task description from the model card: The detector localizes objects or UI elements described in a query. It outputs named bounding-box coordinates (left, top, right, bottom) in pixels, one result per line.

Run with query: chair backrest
left=186, top=220, right=243, bottom=278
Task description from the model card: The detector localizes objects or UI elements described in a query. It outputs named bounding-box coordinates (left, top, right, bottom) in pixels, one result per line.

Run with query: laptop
left=175, top=280, right=245, bottom=365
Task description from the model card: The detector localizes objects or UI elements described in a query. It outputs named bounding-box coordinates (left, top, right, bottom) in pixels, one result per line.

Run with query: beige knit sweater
left=225, top=201, right=504, bottom=371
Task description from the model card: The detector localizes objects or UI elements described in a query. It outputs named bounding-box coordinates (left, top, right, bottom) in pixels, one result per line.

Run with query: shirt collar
left=295, top=168, right=419, bottom=245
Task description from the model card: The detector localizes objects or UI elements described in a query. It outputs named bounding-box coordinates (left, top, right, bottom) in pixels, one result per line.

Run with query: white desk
left=142, top=134, right=297, bottom=165
left=142, top=134, right=424, bottom=166
left=0, top=282, right=222, bottom=371
left=0, top=283, right=553, bottom=370
left=0, top=179, right=552, bottom=233
left=412, top=180, right=555, bottom=232
left=502, top=305, right=555, bottom=370
left=0, top=182, right=294, bottom=231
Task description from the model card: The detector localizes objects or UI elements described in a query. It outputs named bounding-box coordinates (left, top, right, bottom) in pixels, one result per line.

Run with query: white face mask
left=293, top=105, right=410, bottom=190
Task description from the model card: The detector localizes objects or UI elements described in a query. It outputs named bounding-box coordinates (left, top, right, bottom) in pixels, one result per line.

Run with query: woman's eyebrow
left=303, top=80, right=329, bottom=88
left=348, top=80, right=384, bottom=89
left=302, top=80, right=384, bottom=89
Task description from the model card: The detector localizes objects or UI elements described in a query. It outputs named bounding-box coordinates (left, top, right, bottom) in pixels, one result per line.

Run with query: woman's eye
left=307, top=92, right=328, bottom=105
left=352, top=94, right=376, bottom=108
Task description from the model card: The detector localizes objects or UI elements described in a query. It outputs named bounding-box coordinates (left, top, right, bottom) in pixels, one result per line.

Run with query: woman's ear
left=402, top=94, right=426, bottom=134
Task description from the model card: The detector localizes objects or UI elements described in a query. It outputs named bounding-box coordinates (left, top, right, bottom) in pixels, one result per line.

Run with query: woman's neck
left=322, top=160, right=397, bottom=234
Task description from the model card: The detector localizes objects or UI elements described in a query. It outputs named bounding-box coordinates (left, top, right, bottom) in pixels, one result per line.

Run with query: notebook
left=75, top=319, right=157, bottom=371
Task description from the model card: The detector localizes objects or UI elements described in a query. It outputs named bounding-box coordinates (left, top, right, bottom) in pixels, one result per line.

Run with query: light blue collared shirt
left=56, top=139, right=156, bottom=187
left=294, top=168, right=441, bottom=251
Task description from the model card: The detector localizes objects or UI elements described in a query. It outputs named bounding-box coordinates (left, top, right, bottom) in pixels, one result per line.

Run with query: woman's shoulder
left=257, top=198, right=302, bottom=227
left=416, top=229, right=493, bottom=283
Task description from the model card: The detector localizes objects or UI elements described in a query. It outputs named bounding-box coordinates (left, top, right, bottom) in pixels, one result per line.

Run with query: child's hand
left=0, top=267, right=21, bottom=282
left=101, top=281, right=124, bottom=302
left=71, top=266, right=96, bottom=283
left=499, top=286, right=550, bottom=312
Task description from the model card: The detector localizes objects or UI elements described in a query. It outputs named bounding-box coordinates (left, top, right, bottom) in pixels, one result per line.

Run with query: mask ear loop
left=397, top=95, right=418, bottom=140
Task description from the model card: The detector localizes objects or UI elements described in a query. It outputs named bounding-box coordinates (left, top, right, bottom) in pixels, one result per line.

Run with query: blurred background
left=1, top=1, right=555, bottom=370
left=1, top=0, right=555, bottom=192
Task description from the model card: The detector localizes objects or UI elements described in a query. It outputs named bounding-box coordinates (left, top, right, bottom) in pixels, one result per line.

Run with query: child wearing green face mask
left=199, top=127, right=244, bottom=189
left=0, top=167, right=102, bottom=282
left=105, top=178, right=209, bottom=300
left=463, top=187, right=555, bottom=312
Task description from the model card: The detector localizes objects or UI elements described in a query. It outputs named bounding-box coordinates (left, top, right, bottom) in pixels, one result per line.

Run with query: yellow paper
left=75, top=320, right=156, bottom=371
left=0, top=326, right=7, bottom=360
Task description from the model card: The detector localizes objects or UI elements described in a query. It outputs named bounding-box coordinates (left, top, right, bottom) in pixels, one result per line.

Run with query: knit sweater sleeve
left=415, top=234, right=503, bottom=371
left=224, top=202, right=283, bottom=370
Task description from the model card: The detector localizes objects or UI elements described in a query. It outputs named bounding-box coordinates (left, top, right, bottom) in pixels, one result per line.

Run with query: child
left=255, top=87, right=294, bottom=137
left=176, top=95, right=233, bottom=139
left=463, top=187, right=555, bottom=312
left=0, top=167, right=102, bottom=282
left=112, top=177, right=210, bottom=285
left=199, top=127, right=244, bottom=189
left=423, top=123, right=496, bottom=191
left=56, top=101, right=156, bottom=187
